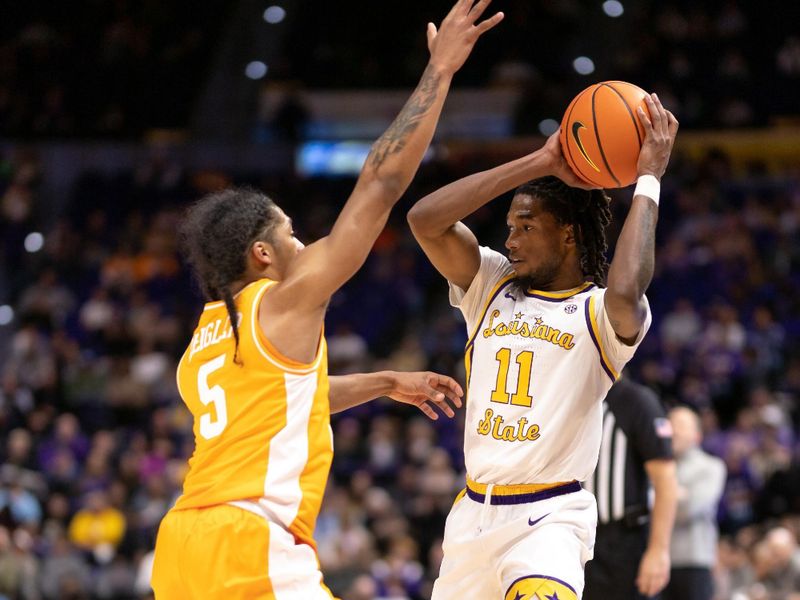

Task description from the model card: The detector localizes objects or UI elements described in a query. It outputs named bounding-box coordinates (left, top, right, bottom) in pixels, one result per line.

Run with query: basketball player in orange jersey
left=149, top=1, right=503, bottom=598
left=407, top=94, right=678, bottom=599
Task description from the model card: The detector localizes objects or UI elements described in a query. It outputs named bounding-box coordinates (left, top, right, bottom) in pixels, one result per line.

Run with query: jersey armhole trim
left=465, top=275, right=517, bottom=350
left=251, top=280, right=324, bottom=375
left=175, top=344, right=190, bottom=400
left=584, top=294, right=619, bottom=383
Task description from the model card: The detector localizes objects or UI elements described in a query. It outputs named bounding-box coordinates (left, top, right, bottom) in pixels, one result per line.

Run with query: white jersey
left=449, top=246, right=651, bottom=485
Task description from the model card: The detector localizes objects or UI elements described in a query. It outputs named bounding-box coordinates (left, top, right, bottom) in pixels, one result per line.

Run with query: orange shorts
left=152, top=504, right=336, bottom=599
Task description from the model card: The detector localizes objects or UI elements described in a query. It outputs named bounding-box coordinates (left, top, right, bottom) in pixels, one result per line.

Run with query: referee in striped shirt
left=584, top=377, right=678, bottom=599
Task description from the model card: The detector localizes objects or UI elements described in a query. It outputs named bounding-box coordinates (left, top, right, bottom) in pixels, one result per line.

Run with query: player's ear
left=251, top=241, right=273, bottom=267
left=563, top=223, right=576, bottom=246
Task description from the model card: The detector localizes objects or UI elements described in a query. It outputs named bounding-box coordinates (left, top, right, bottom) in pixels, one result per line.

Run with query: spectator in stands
left=664, top=407, right=726, bottom=600
left=67, top=490, right=126, bottom=562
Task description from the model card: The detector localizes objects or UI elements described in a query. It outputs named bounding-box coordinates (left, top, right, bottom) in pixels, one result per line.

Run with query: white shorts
left=431, top=481, right=597, bottom=600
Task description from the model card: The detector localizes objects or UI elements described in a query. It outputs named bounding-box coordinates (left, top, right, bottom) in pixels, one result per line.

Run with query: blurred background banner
left=0, top=1, right=799, bottom=599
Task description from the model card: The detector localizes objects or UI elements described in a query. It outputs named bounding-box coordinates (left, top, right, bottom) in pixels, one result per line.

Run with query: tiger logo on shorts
left=504, top=575, right=578, bottom=600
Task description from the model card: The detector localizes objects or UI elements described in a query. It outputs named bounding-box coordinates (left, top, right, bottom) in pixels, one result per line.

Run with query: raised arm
left=605, top=94, right=679, bottom=342
left=275, top=0, right=503, bottom=310
left=407, top=132, right=589, bottom=290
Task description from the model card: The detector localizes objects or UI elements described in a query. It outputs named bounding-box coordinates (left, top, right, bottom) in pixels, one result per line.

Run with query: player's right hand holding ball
left=636, top=94, right=679, bottom=180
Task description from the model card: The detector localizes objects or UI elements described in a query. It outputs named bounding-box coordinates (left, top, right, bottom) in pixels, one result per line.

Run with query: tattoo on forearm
left=369, top=65, right=441, bottom=169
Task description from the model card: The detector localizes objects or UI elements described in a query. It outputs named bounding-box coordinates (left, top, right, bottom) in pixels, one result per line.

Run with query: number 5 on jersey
left=198, top=354, right=228, bottom=439
left=490, top=348, right=534, bottom=407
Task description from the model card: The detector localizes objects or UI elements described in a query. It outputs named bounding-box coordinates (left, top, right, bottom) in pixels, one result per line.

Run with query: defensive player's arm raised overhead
left=261, top=0, right=503, bottom=363
left=407, top=94, right=678, bottom=343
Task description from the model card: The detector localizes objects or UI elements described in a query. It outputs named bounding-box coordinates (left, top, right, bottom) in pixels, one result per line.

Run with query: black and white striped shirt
left=585, top=378, right=673, bottom=525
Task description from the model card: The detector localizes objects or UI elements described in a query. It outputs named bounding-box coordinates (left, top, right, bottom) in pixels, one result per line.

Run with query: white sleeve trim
left=448, top=246, right=514, bottom=334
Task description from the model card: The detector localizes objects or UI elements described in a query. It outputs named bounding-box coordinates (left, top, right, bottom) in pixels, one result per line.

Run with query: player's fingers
left=435, top=401, right=456, bottom=418
left=667, top=110, right=680, bottom=136
left=427, top=22, right=437, bottom=47
left=436, top=385, right=461, bottom=408
left=427, top=390, right=456, bottom=417
left=434, top=383, right=462, bottom=409
left=430, top=373, right=464, bottom=398
left=474, top=11, right=504, bottom=35
left=440, top=0, right=463, bottom=24
left=417, top=402, right=439, bottom=420
left=652, top=93, right=670, bottom=139
left=637, top=106, right=654, bottom=135
left=467, top=0, right=492, bottom=21
left=644, top=95, right=663, bottom=134
left=454, top=0, right=472, bottom=15
left=419, top=379, right=448, bottom=403
left=653, top=93, right=670, bottom=137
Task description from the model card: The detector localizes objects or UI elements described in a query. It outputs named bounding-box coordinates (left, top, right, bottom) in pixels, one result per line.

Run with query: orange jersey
left=173, top=279, right=332, bottom=548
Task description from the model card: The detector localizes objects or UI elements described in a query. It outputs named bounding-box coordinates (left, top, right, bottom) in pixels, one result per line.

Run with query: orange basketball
left=560, top=81, right=649, bottom=189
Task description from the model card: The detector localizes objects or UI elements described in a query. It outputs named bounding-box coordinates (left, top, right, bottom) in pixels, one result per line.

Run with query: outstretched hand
left=386, top=371, right=464, bottom=420
left=427, top=0, right=504, bottom=76
left=637, top=93, right=679, bottom=180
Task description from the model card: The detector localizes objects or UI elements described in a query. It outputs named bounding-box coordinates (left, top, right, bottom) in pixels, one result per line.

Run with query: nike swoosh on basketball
left=571, top=122, right=601, bottom=172
left=528, top=513, right=550, bottom=527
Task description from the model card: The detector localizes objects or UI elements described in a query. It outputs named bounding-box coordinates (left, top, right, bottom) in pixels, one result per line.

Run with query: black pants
left=584, top=522, right=652, bottom=600
left=661, top=567, right=713, bottom=600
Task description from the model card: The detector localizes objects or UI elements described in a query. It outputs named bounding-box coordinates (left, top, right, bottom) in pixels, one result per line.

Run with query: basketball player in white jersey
left=407, top=94, right=678, bottom=599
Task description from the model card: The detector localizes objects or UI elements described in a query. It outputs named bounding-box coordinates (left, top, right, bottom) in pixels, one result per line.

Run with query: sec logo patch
left=504, top=575, right=578, bottom=600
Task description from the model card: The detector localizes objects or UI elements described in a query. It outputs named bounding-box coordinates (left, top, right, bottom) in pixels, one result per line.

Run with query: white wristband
left=634, top=174, right=660, bottom=205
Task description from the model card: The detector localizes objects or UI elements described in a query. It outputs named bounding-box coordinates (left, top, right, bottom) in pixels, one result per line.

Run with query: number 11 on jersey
left=490, top=348, right=534, bottom=407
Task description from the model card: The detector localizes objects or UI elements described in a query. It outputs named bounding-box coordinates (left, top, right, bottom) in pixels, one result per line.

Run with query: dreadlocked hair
left=179, top=187, right=281, bottom=365
left=515, top=176, right=612, bottom=286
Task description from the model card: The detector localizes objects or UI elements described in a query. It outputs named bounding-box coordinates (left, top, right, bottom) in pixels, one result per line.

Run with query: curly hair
left=514, top=176, right=612, bottom=286
left=179, top=187, right=281, bottom=363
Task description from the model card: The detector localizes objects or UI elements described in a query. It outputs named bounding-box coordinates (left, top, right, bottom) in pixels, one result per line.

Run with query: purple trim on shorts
left=505, top=573, right=577, bottom=596
left=465, top=480, right=582, bottom=506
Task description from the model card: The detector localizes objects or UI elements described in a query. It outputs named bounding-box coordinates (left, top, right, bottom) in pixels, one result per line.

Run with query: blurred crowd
left=0, top=0, right=230, bottom=137
left=4, top=1, right=800, bottom=139
left=0, top=140, right=798, bottom=600
left=284, top=0, right=800, bottom=131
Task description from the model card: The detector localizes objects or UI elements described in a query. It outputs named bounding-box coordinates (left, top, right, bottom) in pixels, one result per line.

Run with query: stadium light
left=573, top=56, right=596, bottom=75
left=245, top=61, right=269, bottom=80
left=263, top=6, right=286, bottom=24
left=602, top=1, right=624, bottom=18
left=538, top=119, right=559, bottom=136
left=24, top=232, right=44, bottom=253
